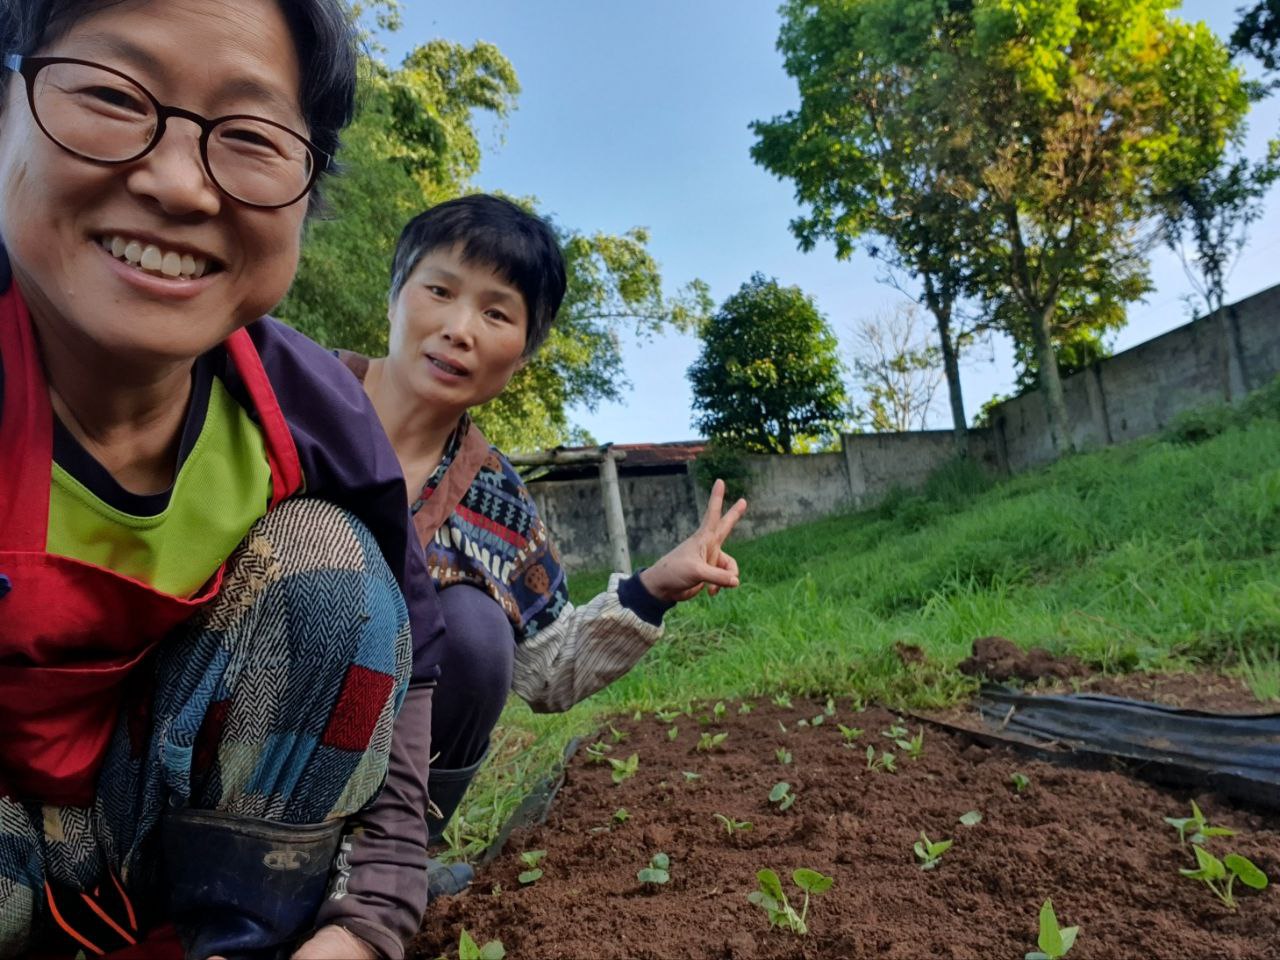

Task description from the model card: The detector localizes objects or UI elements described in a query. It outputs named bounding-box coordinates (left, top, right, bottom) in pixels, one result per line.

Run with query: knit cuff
left=617, top=570, right=675, bottom=626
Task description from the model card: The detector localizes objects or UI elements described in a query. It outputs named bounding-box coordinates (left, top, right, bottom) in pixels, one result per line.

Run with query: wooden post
left=508, top=446, right=632, bottom=574
left=599, top=448, right=632, bottom=575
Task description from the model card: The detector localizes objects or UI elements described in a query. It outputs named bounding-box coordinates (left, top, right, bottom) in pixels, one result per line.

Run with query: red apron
left=0, top=281, right=303, bottom=809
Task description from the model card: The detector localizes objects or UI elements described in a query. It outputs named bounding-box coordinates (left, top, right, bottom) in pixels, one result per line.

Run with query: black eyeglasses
left=4, top=54, right=329, bottom=209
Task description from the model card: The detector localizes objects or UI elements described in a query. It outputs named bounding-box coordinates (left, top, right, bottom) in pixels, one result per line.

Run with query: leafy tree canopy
left=688, top=274, right=848, bottom=454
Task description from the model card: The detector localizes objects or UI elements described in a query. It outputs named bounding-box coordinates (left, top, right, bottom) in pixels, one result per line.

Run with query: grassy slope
left=443, top=390, right=1280, bottom=858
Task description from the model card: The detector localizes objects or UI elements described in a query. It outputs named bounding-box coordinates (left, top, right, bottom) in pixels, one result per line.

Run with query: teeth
left=100, top=235, right=212, bottom=280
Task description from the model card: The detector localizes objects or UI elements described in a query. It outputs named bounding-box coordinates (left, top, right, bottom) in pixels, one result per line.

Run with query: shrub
left=694, top=440, right=753, bottom=502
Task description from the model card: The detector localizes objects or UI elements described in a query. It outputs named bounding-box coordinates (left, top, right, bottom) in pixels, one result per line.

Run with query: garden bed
left=411, top=686, right=1279, bottom=959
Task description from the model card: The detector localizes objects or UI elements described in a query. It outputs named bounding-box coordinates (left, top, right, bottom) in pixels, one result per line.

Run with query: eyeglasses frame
left=3, top=53, right=329, bottom=210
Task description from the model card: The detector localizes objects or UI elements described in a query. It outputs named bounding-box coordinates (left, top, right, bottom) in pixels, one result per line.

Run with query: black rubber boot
left=162, top=808, right=344, bottom=960
left=425, top=754, right=486, bottom=901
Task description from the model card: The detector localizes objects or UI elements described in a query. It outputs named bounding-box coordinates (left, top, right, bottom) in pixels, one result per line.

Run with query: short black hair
left=389, top=195, right=567, bottom=357
left=0, top=0, right=357, bottom=207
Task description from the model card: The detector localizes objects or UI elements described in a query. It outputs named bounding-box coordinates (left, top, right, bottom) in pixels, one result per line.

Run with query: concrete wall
left=530, top=284, right=1280, bottom=573
left=989, top=283, right=1280, bottom=473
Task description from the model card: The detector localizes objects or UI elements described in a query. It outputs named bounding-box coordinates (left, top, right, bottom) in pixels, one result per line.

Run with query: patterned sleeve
left=510, top=573, right=664, bottom=713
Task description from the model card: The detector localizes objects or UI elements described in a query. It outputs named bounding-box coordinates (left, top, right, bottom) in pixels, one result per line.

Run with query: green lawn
left=441, top=380, right=1280, bottom=859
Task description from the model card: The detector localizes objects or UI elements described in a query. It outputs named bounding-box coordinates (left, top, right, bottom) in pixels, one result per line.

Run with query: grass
left=442, top=378, right=1280, bottom=861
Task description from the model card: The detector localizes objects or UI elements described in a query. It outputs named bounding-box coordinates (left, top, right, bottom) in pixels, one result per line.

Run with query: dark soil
left=957, top=635, right=1090, bottom=684
left=411, top=692, right=1280, bottom=960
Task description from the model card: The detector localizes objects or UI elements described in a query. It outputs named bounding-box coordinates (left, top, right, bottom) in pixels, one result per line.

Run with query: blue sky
left=388, top=1, right=1280, bottom=444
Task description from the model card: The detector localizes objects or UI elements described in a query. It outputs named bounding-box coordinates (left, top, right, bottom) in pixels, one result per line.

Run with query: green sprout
left=772, top=693, right=793, bottom=708
left=517, top=850, right=546, bottom=885
left=1164, top=800, right=1237, bottom=846
left=837, top=724, right=864, bottom=744
left=1179, top=846, right=1268, bottom=909
left=810, top=713, right=825, bottom=727
left=1025, top=899, right=1077, bottom=960
left=775, top=747, right=793, bottom=765
left=697, top=732, right=729, bottom=752
left=769, top=781, right=796, bottom=811
left=713, top=700, right=728, bottom=721
left=747, top=867, right=834, bottom=936
left=608, top=753, right=639, bottom=784
left=882, top=719, right=910, bottom=740
left=795, top=719, right=809, bottom=729
left=584, top=741, right=612, bottom=763
left=656, top=708, right=681, bottom=723
left=715, top=813, right=753, bottom=836
left=824, top=696, right=837, bottom=717
left=613, top=808, right=630, bottom=823
left=637, top=852, right=670, bottom=886
left=958, top=810, right=983, bottom=827
left=865, top=745, right=897, bottom=773
left=894, top=728, right=925, bottom=760
left=682, top=770, right=701, bottom=782
left=608, top=723, right=629, bottom=744
left=667, top=724, right=679, bottom=741
left=777, top=720, right=788, bottom=734
left=913, top=832, right=953, bottom=870
left=458, top=929, right=506, bottom=960
left=1010, top=772, right=1031, bottom=793
left=739, top=701, right=754, bottom=715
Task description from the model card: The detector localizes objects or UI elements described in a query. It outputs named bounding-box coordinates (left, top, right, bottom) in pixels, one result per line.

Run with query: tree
left=849, top=303, right=945, bottom=433
left=279, top=22, right=707, bottom=452
left=1233, top=0, right=1280, bottom=70
left=688, top=274, right=848, bottom=454
left=751, top=0, right=980, bottom=455
left=957, top=1, right=1251, bottom=454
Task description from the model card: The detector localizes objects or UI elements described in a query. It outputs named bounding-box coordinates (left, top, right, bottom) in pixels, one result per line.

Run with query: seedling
left=609, top=753, right=639, bottom=784
left=882, top=720, right=909, bottom=740
left=1010, top=772, right=1031, bottom=793
left=1164, top=800, right=1236, bottom=846
left=715, top=813, right=754, bottom=835
left=809, top=714, right=825, bottom=727
left=613, top=808, right=630, bottom=823
left=584, top=741, right=612, bottom=763
left=458, top=929, right=506, bottom=960
left=1025, top=898, right=1077, bottom=960
left=1179, top=845, right=1268, bottom=909
left=959, top=810, right=983, bottom=827
left=865, top=745, right=897, bottom=773
left=795, top=718, right=809, bottom=728
left=713, top=700, right=728, bottom=721
left=739, top=701, right=754, bottom=715
left=656, top=708, right=681, bottom=723
left=776, top=748, right=793, bottom=765
left=777, top=720, right=788, bottom=734
left=769, top=781, right=796, bottom=811
left=632, top=709, right=643, bottom=722
left=894, top=728, right=925, bottom=760
left=747, top=867, right=834, bottom=936
left=608, top=723, right=629, bottom=744
left=637, top=852, right=670, bottom=886
left=837, top=724, right=863, bottom=744
left=697, top=732, right=729, bottom=752
left=517, top=850, right=546, bottom=885
left=913, top=832, right=953, bottom=870
left=824, top=696, right=836, bottom=717
left=772, top=693, right=793, bottom=708
left=682, top=770, right=701, bottom=782
left=667, top=724, right=679, bottom=741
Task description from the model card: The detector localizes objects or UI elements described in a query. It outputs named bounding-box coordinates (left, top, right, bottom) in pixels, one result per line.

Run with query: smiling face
left=386, top=244, right=529, bottom=418
left=0, top=0, right=308, bottom=364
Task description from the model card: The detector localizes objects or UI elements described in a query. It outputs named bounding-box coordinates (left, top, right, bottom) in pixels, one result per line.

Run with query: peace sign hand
left=637, top=479, right=748, bottom=605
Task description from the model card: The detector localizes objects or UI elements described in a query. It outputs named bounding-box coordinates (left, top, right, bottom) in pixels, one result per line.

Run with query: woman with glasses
left=0, top=2, right=443, bottom=959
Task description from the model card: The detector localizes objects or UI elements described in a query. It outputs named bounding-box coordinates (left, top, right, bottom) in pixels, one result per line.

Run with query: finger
left=698, top=563, right=739, bottom=589
left=717, top=551, right=739, bottom=578
left=714, top=497, right=747, bottom=542
left=700, top=478, right=726, bottom=531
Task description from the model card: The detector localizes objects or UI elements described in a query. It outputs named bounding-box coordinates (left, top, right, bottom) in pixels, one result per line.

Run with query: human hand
left=291, top=925, right=377, bottom=960
left=638, top=478, right=747, bottom=604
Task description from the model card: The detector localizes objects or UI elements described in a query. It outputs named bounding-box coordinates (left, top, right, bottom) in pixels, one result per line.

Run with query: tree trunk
left=1032, top=302, right=1074, bottom=455
left=933, top=302, right=968, bottom=457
